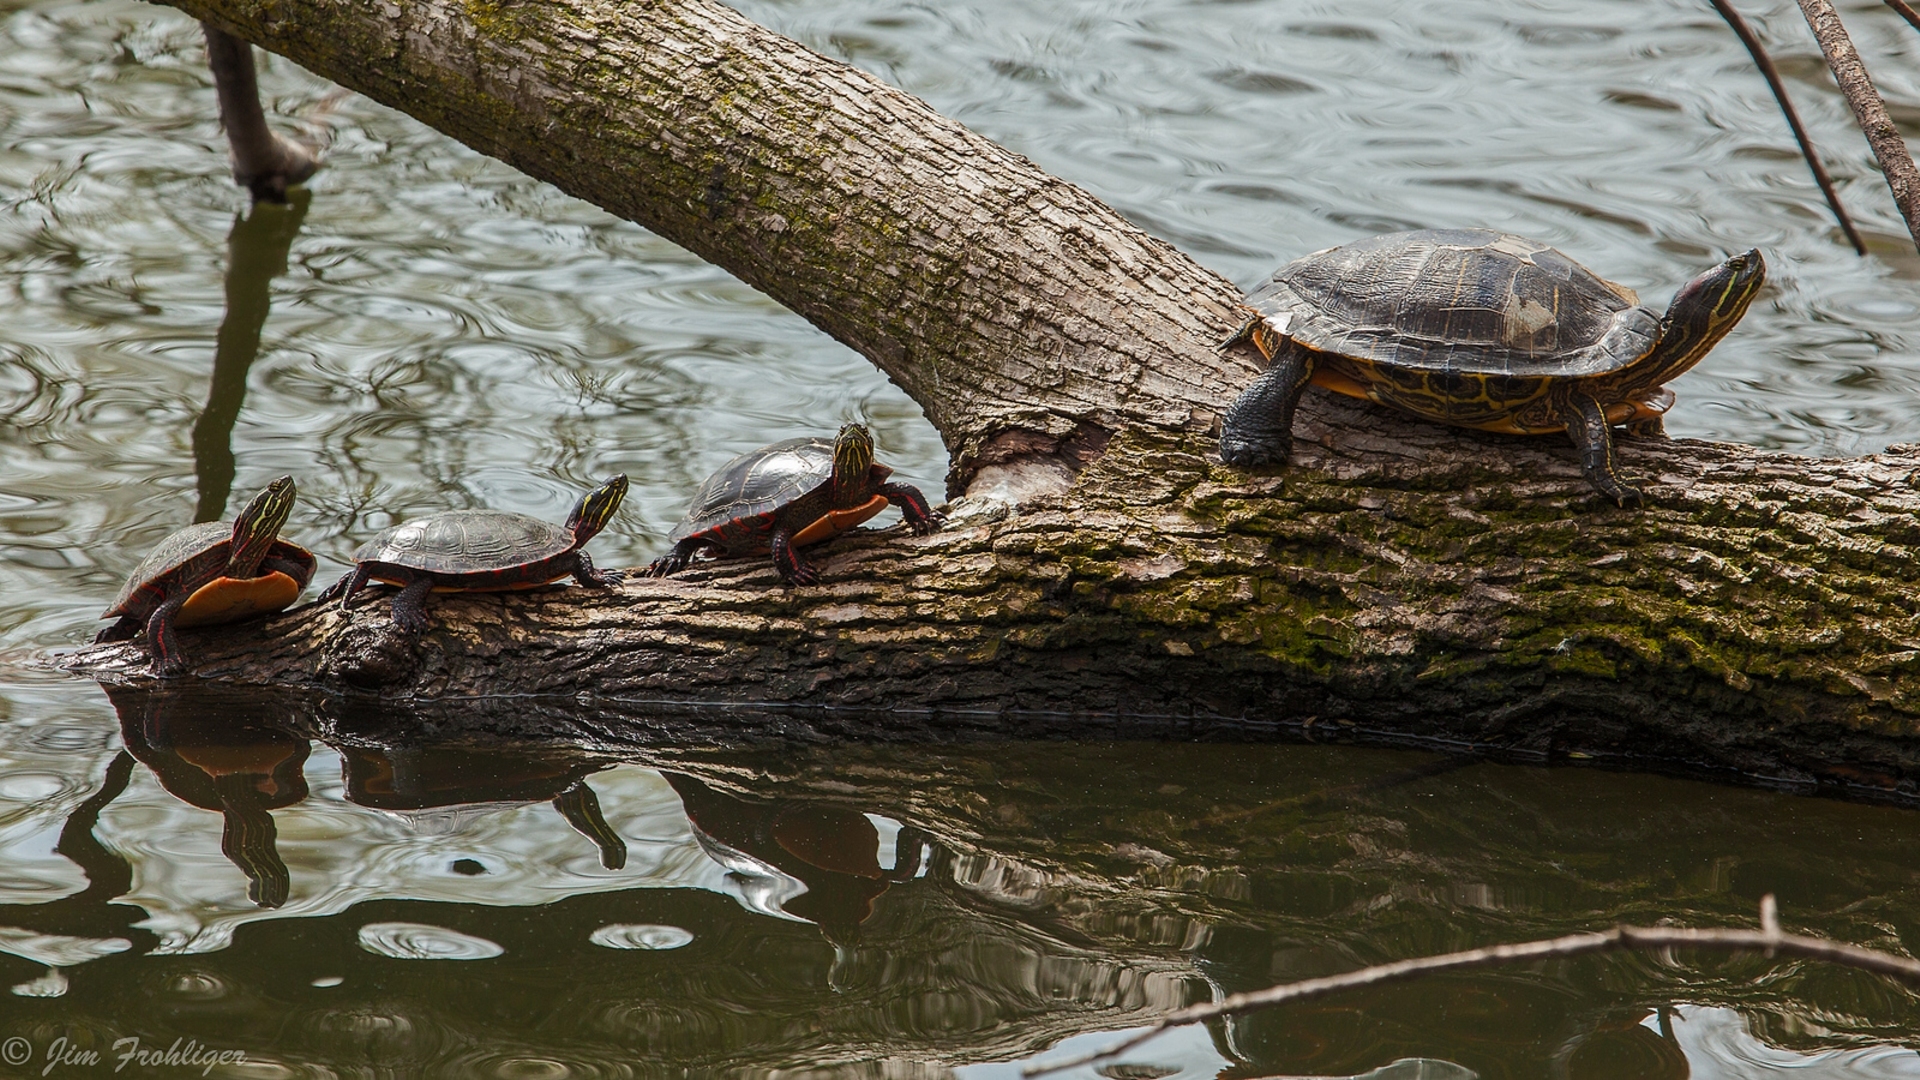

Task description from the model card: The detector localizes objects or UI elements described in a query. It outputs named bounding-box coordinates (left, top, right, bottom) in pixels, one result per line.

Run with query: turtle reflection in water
left=1218, top=229, right=1767, bottom=506
left=96, top=475, right=316, bottom=677
left=320, top=475, right=628, bottom=634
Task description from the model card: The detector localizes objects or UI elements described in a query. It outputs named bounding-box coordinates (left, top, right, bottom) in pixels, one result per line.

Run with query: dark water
left=2, top=0, right=1920, bottom=1072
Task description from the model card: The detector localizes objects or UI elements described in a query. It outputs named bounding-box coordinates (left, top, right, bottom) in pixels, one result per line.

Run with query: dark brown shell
left=1250, top=228, right=1661, bottom=377
left=669, top=437, right=836, bottom=546
left=104, top=521, right=314, bottom=618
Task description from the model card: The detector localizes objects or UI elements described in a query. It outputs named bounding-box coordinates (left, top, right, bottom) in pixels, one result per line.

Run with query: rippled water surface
left=2, top=0, right=1919, bottom=1072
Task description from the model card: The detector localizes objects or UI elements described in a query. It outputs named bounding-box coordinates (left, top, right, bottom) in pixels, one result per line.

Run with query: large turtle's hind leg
left=644, top=539, right=708, bottom=578
left=388, top=576, right=435, bottom=635
left=1565, top=394, right=1644, bottom=508
left=770, top=528, right=821, bottom=586
left=1220, top=338, right=1315, bottom=467
left=1625, top=414, right=1667, bottom=439
left=318, top=564, right=371, bottom=606
left=95, top=617, right=141, bottom=645
left=571, top=551, right=626, bottom=588
left=877, top=481, right=944, bottom=534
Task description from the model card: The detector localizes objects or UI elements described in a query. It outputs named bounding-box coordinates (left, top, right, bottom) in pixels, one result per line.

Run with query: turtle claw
left=150, top=654, right=189, bottom=679
left=785, top=564, right=821, bottom=587
left=392, top=607, right=431, bottom=635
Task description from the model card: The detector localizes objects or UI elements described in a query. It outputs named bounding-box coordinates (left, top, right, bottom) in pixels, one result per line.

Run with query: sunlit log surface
left=60, top=0, right=1920, bottom=791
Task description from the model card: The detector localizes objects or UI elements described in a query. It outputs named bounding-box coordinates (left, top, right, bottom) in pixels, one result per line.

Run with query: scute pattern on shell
left=106, top=521, right=235, bottom=615
left=1251, top=228, right=1660, bottom=378
left=669, top=437, right=836, bottom=544
left=354, top=510, right=578, bottom=574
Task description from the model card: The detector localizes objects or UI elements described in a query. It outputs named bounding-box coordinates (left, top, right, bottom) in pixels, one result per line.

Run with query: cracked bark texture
left=61, top=0, right=1920, bottom=788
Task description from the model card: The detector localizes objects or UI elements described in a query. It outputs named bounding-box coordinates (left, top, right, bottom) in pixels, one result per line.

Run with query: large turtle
left=1217, top=229, right=1766, bottom=505
left=96, top=475, right=315, bottom=677
left=645, top=423, right=941, bottom=585
left=319, top=475, right=628, bottom=634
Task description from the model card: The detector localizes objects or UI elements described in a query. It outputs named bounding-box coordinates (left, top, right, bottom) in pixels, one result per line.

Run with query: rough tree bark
left=62, top=0, right=1920, bottom=792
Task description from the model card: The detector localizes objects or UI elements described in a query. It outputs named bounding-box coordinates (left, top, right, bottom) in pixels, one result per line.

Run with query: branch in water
left=1709, top=0, right=1866, bottom=255
left=1022, top=895, right=1920, bottom=1077
left=1795, top=0, right=1920, bottom=253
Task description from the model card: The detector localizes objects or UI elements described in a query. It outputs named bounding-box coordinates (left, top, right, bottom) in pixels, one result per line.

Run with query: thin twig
left=1022, top=895, right=1920, bottom=1077
left=1885, top=0, right=1920, bottom=36
left=1796, top=0, right=1920, bottom=253
left=1709, top=0, right=1867, bottom=255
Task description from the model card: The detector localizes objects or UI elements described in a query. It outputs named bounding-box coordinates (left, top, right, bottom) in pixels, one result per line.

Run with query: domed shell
left=104, top=521, right=234, bottom=616
left=670, top=437, right=834, bottom=544
left=1251, top=228, right=1661, bottom=377
left=354, top=510, right=578, bottom=575
left=104, top=522, right=314, bottom=618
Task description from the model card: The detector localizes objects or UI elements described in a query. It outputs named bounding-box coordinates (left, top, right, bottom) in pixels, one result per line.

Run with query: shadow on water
left=191, top=190, right=312, bottom=524
left=0, top=683, right=1912, bottom=1075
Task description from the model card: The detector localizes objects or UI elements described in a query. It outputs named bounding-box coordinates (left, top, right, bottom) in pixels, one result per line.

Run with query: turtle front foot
left=150, top=653, right=190, bottom=679
left=910, top=509, right=947, bottom=536
left=1218, top=436, right=1292, bottom=468
left=644, top=555, right=688, bottom=578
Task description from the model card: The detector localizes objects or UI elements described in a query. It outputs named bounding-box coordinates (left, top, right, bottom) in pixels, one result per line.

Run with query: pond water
left=1, top=0, right=1919, bottom=1072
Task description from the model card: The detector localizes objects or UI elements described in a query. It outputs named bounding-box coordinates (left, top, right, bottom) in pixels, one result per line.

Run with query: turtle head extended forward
left=830, top=423, right=876, bottom=509
left=565, top=474, right=629, bottom=543
left=1643, top=248, right=1766, bottom=384
left=226, top=475, right=297, bottom=578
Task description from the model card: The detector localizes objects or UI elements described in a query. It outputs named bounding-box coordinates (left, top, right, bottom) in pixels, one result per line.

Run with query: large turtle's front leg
left=769, top=527, right=821, bottom=586
left=570, top=551, right=626, bottom=588
left=876, top=482, right=944, bottom=534
left=1220, top=338, right=1315, bottom=467
left=1565, top=393, right=1644, bottom=507
left=145, top=594, right=192, bottom=678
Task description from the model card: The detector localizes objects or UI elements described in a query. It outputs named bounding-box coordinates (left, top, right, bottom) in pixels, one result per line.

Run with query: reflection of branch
left=1023, top=896, right=1920, bottom=1077
left=1709, top=0, right=1865, bottom=254
left=1795, top=0, right=1920, bottom=252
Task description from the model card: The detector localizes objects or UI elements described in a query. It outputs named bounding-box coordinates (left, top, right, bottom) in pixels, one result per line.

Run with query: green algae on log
left=63, top=0, right=1920, bottom=792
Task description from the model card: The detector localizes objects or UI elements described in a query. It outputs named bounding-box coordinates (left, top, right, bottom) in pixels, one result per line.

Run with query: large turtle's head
left=1646, top=248, right=1766, bottom=382
left=830, top=423, right=876, bottom=508
left=227, top=475, right=297, bottom=578
left=567, top=474, right=629, bottom=544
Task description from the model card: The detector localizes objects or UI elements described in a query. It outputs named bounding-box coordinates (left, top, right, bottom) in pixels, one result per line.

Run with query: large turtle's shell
left=104, top=521, right=314, bottom=618
left=354, top=510, right=578, bottom=577
left=1252, top=228, right=1661, bottom=376
left=670, top=437, right=834, bottom=545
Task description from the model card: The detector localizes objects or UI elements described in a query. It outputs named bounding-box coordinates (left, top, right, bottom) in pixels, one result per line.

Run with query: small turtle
left=319, top=475, right=628, bottom=633
left=646, top=423, right=941, bottom=585
left=96, top=475, right=316, bottom=677
left=1218, top=228, right=1766, bottom=506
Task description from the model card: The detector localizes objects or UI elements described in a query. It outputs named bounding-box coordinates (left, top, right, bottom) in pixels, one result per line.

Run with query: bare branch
left=1709, top=0, right=1866, bottom=254
left=1022, top=895, right=1920, bottom=1077
left=1885, top=0, right=1920, bottom=36
left=1795, top=0, right=1920, bottom=252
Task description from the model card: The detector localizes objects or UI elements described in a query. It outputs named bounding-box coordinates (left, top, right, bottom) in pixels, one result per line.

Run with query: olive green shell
left=351, top=509, right=579, bottom=580
left=1250, top=228, right=1660, bottom=377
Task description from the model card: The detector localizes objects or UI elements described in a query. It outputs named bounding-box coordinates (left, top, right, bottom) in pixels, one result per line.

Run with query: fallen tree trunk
left=63, top=0, right=1920, bottom=789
